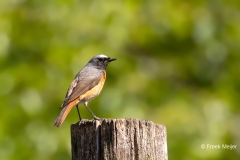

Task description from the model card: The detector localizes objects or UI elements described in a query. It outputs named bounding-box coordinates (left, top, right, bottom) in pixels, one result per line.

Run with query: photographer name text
left=201, top=144, right=237, bottom=150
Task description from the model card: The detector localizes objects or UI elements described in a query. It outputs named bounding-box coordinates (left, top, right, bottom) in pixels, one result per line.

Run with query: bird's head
left=89, top=54, right=117, bottom=69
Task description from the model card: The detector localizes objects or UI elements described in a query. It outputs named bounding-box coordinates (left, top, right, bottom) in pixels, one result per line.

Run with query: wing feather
left=60, top=69, right=102, bottom=109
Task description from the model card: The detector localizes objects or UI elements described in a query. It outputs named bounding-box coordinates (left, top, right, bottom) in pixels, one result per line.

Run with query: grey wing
left=59, top=71, right=102, bottom=109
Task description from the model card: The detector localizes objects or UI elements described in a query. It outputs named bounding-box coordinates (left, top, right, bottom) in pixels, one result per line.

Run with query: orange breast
left=79, top=71, right=106, bottom=102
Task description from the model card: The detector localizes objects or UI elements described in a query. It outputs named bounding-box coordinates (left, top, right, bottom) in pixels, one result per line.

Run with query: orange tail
left=54, top=99, right=78, bottom=127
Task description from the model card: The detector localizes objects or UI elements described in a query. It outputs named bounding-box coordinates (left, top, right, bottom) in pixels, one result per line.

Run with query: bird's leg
left=84, top=102, right=101, bottom=120
left=76, top=105, right=82, bottom=122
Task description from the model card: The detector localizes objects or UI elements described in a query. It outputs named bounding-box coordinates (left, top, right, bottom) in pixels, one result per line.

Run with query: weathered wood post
left=71, top=118, right=167, bottom=160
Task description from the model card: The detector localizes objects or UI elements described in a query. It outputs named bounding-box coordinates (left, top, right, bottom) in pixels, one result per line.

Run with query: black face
left=90, top=55, right=117, bottom=69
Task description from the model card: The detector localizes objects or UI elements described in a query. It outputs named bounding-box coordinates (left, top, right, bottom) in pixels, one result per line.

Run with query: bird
left=54, top=54, right=117, bottom=127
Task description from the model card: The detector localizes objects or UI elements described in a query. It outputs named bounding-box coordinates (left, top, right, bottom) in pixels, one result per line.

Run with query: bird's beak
left=108, top=58, right=117, bottom=62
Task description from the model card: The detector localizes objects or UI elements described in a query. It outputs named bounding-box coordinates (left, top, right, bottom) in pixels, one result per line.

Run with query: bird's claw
left=94, top=116, right=102, bottom=121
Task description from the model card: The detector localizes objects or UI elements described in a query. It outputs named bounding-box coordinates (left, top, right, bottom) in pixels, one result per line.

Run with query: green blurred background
left=0, top=0, right=240, bottom=159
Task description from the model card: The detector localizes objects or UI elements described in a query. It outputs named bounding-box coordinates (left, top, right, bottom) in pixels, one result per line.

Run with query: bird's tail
left=54, top=100, right=77, bottom=127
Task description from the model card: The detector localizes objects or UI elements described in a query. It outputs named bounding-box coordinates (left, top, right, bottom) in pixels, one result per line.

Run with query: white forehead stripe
left=97, top=54, right=108, bottom=58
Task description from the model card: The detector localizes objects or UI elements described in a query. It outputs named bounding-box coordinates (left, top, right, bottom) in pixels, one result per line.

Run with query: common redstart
left=54, top=54, right=117, bottom=127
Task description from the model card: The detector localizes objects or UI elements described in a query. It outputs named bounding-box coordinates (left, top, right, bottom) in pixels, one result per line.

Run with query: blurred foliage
left=0, top=0, right=240, bottom=159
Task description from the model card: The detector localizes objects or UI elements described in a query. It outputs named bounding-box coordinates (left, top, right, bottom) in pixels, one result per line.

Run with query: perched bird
left=54, top=54, right=117, bottom=127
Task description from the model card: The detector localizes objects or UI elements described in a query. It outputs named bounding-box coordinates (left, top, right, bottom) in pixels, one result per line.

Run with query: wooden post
left=71, top=118, right=168, bottom=160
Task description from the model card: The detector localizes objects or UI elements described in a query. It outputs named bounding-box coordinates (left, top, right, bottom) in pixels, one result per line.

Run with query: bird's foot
left=93, top=116, right=102, bottom=121
left=78, top=119, right=83, bottom=125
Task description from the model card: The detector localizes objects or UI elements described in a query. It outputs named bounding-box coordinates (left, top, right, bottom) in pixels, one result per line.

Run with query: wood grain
left=71, top=118, right=168, bottom=160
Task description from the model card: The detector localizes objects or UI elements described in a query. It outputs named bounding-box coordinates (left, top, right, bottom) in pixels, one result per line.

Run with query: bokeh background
left=0, top=0, right=240, bottom=160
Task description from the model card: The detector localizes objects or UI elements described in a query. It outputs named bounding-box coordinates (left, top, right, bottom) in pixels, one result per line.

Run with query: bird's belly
left=79, top=72, right=106, bottom=103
